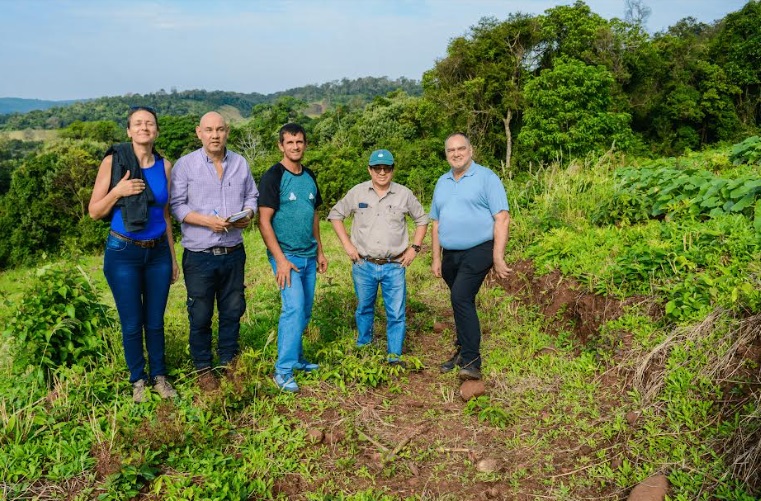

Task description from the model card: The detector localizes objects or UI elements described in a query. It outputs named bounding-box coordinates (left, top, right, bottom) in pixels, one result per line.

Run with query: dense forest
left=0, top=0, right=759, bottom=269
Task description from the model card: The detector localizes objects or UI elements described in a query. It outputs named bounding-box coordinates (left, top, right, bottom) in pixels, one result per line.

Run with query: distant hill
left=0, top=97, right=81, bottom=115
left=0, top=77, right=422, bottom=130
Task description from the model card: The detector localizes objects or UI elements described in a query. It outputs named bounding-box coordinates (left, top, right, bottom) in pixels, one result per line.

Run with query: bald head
left=196, top=112, right=229, bottom=158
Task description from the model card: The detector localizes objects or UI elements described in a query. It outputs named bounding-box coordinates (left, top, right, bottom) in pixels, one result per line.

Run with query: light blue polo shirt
left=429, top=162, right=509, bottom=250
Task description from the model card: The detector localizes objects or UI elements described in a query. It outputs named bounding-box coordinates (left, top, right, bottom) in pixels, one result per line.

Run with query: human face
left=368, top=164, right=394, bottom=190
left=278, top=132, right=306, bottom=165
left=196, top=113, right=229, bottom=156
left=445, top=134, right=473, bottom=172
left=126, top=110, right=158, bottom=146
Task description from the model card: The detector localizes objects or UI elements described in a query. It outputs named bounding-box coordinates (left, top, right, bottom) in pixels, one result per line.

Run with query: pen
left=213, top=210, right=229, bottom=233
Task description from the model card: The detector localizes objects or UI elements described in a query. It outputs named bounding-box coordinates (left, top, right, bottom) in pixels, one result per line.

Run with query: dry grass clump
left=633, top=309, right=761, bottom=492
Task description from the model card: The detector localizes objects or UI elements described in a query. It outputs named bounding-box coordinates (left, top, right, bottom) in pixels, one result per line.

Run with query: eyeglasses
left=129, top=105, right=157, bottom=114
left=369, top=165, right=394, bottom=173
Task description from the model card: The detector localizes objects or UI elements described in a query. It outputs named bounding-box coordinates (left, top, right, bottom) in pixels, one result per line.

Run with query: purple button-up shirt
left=170, top=148, right=259, bottom=252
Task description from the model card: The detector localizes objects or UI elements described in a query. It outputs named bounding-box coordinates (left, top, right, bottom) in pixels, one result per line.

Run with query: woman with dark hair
left=89, top=106, right=179, bottom=402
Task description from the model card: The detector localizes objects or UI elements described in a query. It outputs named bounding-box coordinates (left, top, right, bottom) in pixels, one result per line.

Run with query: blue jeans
left=103, top=234, right=172, bottom=383
left=352, top=260, right=407, bottom=358
left=441, top=240, right=494, bottom=370
left=268, top=254, right=316, bottom=376
left=183, top=247, right=246, bottom=370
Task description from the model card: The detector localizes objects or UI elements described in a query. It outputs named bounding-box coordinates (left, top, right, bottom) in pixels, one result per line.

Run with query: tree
left=423, top=14, right=542, bottom=170
left=154, top=115, right=201, bottom=161
left=710, top=0, right=761, bottom=128
left=517, top=57, right=636, bottom=164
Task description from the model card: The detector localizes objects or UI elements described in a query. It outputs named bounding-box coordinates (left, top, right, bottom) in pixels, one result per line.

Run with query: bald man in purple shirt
left=170, top=112, right=259, bottom=391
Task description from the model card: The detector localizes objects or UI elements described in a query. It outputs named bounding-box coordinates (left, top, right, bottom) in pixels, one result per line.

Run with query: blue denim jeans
left=182, top=247, right=246, bottom=370
left=352, top=260, right=407, bottom=358
left=441, top=240, right=494, bottom=370
left=268, top=254, right=316, bottom=376
left=103, top=234, right=172, bottom=383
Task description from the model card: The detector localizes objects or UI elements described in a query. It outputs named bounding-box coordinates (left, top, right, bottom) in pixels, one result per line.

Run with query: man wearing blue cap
left=328, top=149, right=428, bottom=365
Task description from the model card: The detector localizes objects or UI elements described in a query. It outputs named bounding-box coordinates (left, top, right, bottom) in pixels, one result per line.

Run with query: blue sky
left=0, top=0, right=749, bottom=100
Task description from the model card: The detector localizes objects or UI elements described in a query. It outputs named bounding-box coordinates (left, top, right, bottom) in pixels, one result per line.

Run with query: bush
left=4, top=264, right=114, bottom=383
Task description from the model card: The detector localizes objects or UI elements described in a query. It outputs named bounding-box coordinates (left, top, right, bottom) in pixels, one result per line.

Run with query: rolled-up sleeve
left=170, top=158, right=192, bottom=223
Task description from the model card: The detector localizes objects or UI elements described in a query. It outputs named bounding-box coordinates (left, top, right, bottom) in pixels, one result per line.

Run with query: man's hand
left=343, top=243, right=360, bottom=262
left=400, top=247, right=416, bottom=267
left=275, top=257, right=299, bottom=289
left=207, top=214, right=231, bottom=233
left=317, top=252, right=328, bottom=274
left=431, top=257, right=442, bottom=278
left=230, top=215, right=252, bottom=229
left=492, top=258, right=510, bottom=279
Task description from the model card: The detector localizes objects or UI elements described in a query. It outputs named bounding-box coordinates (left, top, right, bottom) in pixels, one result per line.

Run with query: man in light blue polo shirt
left=430, top=132, right=510, bottom=381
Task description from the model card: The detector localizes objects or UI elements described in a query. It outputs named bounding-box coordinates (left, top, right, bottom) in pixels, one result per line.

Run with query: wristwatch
left=411, top=244, right=421, bottom=253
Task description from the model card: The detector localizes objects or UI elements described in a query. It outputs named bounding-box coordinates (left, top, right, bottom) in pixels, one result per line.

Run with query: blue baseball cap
left=369, top=149, right=394, bottom=166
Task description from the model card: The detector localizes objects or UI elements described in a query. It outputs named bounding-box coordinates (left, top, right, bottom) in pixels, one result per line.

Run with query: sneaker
left=388, top=358, right=408, bottom=370
left=293, top=361, right=319, bottom=372
left=273, top=373, right=299, bottom=392
left=198, top=370, right=220, bottom=392
left=153, top=376, right=178, bottom=399
left=458, top=366, right=482, bottom=381
left=440, top=348, right=462, bottom=373
left=132, top=379, right=148, bottom=403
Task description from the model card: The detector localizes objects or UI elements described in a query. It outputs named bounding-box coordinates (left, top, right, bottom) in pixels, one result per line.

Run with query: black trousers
left=441, top=240, right=494, bottom=370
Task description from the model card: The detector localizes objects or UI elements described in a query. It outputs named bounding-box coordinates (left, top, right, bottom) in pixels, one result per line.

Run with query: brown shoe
left=153, top=376, right=178, bottom=399
left=132, top=379, right=149, bottom=403
left=198, top=370, right=220, bottom=392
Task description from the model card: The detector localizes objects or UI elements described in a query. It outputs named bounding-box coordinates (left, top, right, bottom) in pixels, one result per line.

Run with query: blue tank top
left=110, top=156, right=168, bottom=240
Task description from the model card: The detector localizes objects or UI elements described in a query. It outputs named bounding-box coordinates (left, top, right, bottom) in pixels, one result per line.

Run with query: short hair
left=444, top=132, right=470, bottom=147
left=279, top=123, right=307, bottom=144
left=127, top=106, right=159, bottom=130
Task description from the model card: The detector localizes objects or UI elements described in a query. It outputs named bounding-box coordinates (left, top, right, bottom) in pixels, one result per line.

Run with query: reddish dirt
left=269, top=259, right=661, bottom=499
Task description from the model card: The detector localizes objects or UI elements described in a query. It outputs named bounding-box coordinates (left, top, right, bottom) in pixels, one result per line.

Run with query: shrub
left=4, top=264, right=114, bottom=383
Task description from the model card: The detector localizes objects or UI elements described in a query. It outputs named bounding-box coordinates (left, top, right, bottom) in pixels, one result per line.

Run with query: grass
left=2, top=144, right=761, bottom=499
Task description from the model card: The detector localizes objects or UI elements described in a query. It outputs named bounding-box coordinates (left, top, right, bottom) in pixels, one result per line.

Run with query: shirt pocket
left=224, top=183, right=246, bottom=211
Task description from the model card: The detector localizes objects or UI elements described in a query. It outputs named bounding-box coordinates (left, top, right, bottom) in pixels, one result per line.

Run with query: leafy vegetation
left=0, top=1, right=760, bottom=498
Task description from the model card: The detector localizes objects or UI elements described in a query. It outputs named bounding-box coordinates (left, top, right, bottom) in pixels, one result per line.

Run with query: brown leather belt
left=109, top=230, right=166, bottom=248
left=363, top=253, right=404, bottom=265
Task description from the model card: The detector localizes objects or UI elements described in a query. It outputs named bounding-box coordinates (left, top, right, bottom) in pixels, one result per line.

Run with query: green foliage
left=4, top=264, right=114, bottom=382
left=0, top=139, right=103, bottom=268
left=59, top=120, right=125, bottom=143
left=593, top=158, right=761, bottom=228
left=517, top=57, right=637, bottom=164
left=154, top=114, right=201, bottom=160
left=729, top=135, right=761, bottom=165
left=0, top=137, right=42, bottom=195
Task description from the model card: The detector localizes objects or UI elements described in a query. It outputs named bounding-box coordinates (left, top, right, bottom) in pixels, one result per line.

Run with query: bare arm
left=314, top=212, right=328, bottom=274
left=431, top=220, right=442, bottom=278
left=258, top=206, right=298, bottom=289
left=163, top=160, right=179, bottom=283
left=331, top=218, right=360, bottom=262
left=492, top=210, right=510, bottom=278
left=400, top=223, right=428, bottom=267
left=88, top=155, right=145, bottom=220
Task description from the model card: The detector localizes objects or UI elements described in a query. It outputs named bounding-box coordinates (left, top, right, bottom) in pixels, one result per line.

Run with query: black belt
left=200, top=243, right=243, bottom=256
left=363, top=253, right=403, bottom=265
left=109, top=230, right=166, bottom=249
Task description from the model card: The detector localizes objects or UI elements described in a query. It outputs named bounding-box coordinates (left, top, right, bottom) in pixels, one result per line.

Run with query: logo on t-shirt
left=289, top=192, right=297, bottom=201
left=309, top=193, right=314, bottom=200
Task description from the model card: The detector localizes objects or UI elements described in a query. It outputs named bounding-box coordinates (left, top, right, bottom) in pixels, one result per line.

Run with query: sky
left=0, top=0, right=750, bottom=101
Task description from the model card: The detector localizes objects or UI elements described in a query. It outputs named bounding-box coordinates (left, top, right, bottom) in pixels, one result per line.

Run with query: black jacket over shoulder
left=105, top=142, right=157, bottom=232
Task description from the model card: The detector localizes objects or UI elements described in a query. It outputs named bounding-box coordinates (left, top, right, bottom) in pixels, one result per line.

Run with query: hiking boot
left=198, top=370, right=220, bottom=392
left=273, top=373, right=299, bottom=392
left=458, top=366, right=482, bottom=381
left=132, top=379, right=149, bottom=403
left=153, top=376, right=178, bottom=399
left=440, top=348, right=462, bottom=373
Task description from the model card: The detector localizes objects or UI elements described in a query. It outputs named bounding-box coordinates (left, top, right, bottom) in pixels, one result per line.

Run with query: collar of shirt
left=202, top=149, right=229, bottom=164
left=445, top=162, right=480, bottom=181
